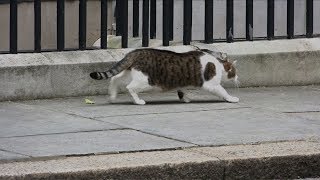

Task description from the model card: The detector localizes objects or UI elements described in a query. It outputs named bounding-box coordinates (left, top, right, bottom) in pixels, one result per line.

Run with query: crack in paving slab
left=98, top=107, right=319, bottom=146
left=54, top=113, right=199, bottom=146
left=0, top=128, right=197, bottom=152
left=0, top=128, right=130, bottom=139
left=284, top=111, right=320, bottom=114
left=0, top=101, right=124, bottom=138
left=0, top=129, right=193, bottom=159
left=133, top=129, right=199, bottom=146
left=0, top=146, right=199, bottom=164
left=0, top=148, right=31, bottom=158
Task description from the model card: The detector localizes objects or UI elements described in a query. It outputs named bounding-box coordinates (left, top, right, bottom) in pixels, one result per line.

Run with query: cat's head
left=221, top=58, right=238, bottom=84
left=201, top=49, right=239, bottom=85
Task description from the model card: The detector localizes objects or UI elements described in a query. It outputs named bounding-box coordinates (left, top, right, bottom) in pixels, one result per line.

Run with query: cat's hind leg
left=108, top=70, right=130, bottom=103
left=108, top=77, right=118, bottom=103
left=126, top=69, right=152, bottom=105
left=202, top=83, right=239, bottom=103
left=177, top=90, right=191, bottom=103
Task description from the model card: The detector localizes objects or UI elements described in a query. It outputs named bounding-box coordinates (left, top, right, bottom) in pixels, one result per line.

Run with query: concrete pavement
left=0, top=85, right=320, bottom=179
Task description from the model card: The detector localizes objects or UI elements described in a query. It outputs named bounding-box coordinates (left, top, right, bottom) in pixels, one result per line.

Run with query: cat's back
left=129, top=48, right=205, bottom=90
left=128, top=48, right=202, bottom=59
left=129, top=48, right=205, bottom=65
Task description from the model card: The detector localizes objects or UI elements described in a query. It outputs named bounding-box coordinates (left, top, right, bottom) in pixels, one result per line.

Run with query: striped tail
left=90, top=56, right=134, bottom=80
left=89, top=71, right=114, bottom=80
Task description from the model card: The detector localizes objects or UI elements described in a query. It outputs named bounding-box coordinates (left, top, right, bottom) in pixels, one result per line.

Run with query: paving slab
left=286, top=112, right=320, bottom=121
left=98, top=108, right=319, bottom=146
left=0, top=102, right=122, bottom=137
left=20, top=92, right=247, bottom=118
left=232, top=86, right=320, bottom=112
left=0, top=150, right=29, bottom=161
left=178, top=86, right=320, bottom=113
left=0, top=130, right=192, bottom=158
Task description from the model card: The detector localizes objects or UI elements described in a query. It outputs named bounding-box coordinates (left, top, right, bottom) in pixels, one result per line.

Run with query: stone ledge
left=1, top=141, right=319, bottom=179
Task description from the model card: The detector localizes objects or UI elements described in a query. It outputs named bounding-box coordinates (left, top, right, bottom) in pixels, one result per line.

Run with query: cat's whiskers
left=234, top=79, right=241, bottom=89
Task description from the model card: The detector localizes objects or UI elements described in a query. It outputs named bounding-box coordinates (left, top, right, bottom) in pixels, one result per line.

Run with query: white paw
left=226, top=96, right=239, bottom=103
left=181, top=97, right=191, bottom=103
left=134, top=99, right=146, bottom=105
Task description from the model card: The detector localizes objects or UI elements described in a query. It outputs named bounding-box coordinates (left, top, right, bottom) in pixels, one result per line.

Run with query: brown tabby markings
left=203, top=62, right=216, bottom=81
left=222, top=61, right=236, bottom=79
left=130, top=49, right=205, bottom=90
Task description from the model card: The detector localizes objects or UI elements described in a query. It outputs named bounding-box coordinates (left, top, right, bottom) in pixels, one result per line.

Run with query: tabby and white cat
left=90, top=48, right=239, bottom=105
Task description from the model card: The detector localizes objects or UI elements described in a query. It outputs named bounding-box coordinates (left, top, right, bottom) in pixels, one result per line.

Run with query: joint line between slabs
left=94, top=106, right=252, bottom=119
left=0, top=148, right=32, bottom=158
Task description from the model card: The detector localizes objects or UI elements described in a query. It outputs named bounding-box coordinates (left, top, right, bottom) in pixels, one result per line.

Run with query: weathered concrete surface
left=0, top=86, right=320, bottom=179
left=0, top=102, right=122, bottom=138
left=1, top=38, right=320, bottom=101
left=98, top=108, right=316, bottom=146
left=0, top=130, right=191, bottom=158
left=20, top=94, right=246, bottom=118
left=0, top=85, right=319, bottom=162
left=0, top=141, right=319, bottom=179
left=0, top=151, right=28, bottom=161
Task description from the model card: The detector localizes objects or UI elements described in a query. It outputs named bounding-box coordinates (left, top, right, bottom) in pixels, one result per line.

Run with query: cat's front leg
left=224, top=96, right=239, bottom=103
left=203, top=84, right=239, bottom=103
left=126, top=82, right=149, bottom=105
left=127, top=89, right=146, bottom=105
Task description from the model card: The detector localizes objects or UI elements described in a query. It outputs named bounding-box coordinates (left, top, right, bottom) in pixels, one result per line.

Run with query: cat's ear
left=232, top=60, right=237, bottom=66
